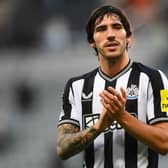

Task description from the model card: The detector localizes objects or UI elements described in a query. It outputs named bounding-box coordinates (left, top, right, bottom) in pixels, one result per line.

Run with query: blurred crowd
left=0, top=0, right=167, bottom=51
left=0, top=0, right=167, bottom=168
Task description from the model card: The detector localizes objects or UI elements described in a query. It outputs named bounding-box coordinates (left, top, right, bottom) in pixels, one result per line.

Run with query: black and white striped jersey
left=58, top=60, right=168, bottom=168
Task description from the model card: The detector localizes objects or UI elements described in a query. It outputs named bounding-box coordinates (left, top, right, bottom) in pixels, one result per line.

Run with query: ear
left=126, top=36, right=133, bottom=48
left=90, top=42, right=96, bottom=48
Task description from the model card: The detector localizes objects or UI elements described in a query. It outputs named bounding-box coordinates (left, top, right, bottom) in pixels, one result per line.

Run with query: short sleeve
left=57, top=79, right=80, bottom=128
left=147, top=70, right=168, bottom=125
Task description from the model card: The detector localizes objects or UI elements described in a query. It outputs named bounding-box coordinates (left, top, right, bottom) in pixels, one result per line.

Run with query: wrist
left=116, top=110, right=130, bottom=126
left=92, top=122, right=102, bottom=134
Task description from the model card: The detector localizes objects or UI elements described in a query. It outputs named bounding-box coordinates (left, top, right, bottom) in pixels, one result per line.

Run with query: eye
left=95, top=25, right=107, bottom=32
left=113, top=23, right=123, bottom=29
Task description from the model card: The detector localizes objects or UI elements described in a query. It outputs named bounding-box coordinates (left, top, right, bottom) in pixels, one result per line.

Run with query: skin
left=90, top=14, right=131, bottom=77
left=57, top=13, right=168, bottom=160
left=98, top=86, right=168, bottom=155
left=57, top=124, right=100, bottom=160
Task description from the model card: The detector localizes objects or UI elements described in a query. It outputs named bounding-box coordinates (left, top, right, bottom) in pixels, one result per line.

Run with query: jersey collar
left=98, top=59, right=133, bottom=82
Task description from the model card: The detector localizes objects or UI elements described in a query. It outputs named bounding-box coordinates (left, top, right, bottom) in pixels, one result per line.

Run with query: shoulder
left=67, top=68, right=98, bottom=84
left=64, top=68, right=99, bottom=88
left=133, top=62, right=158, bottom=74
left=133, top=61, right=168, bottom=88
left=133, top=61, right=166, bottom=78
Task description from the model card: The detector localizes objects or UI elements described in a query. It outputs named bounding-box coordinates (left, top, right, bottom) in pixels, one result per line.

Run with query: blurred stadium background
left=0, top=0, right=167, bottom=167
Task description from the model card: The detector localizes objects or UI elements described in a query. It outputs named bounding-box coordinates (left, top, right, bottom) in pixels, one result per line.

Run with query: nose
left=106, top=27, right=115, bottom=40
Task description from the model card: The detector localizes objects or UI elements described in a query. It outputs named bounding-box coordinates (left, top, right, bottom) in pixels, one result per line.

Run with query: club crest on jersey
left=126, top=84, right=139, bottom=100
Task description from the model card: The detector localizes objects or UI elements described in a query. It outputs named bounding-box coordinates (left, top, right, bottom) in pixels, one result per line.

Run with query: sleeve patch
left=160, top=89, right=168, bottom=112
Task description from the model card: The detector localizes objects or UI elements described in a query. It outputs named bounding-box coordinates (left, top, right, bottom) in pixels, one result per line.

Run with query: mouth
left=105, top=42, right=119, bottom=50
left=104, top=41, right=119, bottom=48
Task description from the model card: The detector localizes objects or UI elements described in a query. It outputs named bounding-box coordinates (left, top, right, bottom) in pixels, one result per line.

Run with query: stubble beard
left=102, top=50, right=125, bottom=64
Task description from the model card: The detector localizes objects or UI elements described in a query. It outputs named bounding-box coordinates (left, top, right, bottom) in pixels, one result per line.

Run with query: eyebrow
left=95, top=22, right=123, bottom=29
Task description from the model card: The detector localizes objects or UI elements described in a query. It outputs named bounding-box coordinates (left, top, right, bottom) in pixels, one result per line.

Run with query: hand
left=99, top=86, right=127, bottom=120
left=93, top=108, right=115, bottom=132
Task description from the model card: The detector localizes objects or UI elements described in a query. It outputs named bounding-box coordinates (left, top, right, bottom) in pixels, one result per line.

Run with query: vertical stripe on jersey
left=146, top=70, right=163, bottom=167
left=62, top=79, right=73, bottom=120
left=104, top=80, right=116, bottom=168
left=82, top=73, right=95, bottom=168
left=139, top=65, right=167, bottom=119
left=92, top=73, right=105, bottom=168
left=113, top=70, right=132, bottom=168
left=125, top=63, right=140, bottom=168
left=149, top=70, right=165, bottom=117
left=148, top=149, right=158, bottom=168
left=140, top=66, right=166, bottom=167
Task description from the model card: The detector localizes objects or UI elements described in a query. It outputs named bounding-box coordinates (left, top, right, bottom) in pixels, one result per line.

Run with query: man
left=57, top=5, right=168, bottom=168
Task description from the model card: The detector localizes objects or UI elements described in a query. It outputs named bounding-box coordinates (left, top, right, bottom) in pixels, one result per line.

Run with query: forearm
left=57, top=126, right=100, bottom=160
left=100, top=86, right=168, bottom=154
left=117, top=111, right=168, bottom=154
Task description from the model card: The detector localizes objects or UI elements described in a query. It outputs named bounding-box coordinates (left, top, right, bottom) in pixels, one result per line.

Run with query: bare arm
left=117, top=111, right=168, bottom=155
left=57, top=102, right=116, bottom=160
left=57, top=123, right=100, bottom=160
left=100, top=86, right=168, bottom=155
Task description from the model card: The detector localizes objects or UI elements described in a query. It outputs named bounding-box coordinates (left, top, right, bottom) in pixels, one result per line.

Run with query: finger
left=117, top=87, right=126, bottom=105
left=107, top=86, right=116, bottom=95
left=120, top=87, right=127, bottom=99
left=108, top=87, right=121, bottom=98
left=108, top=86, right=127, bottom=105
left=104, top=89, right=125, bottom=111
left=100, top=98, right=111, bottom=109
left=100, top=90, right=115, bottom=103
left=112, top=95, right=122, bottom=108
left=100, top=91, right=122, bottom=111
left=101, top=98, right=118, bottom=113
left=100, top=92, right=111, bottom=104
left=107, top=87, right=122, bottom=101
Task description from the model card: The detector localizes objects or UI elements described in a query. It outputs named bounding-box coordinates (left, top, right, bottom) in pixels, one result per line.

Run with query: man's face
left=91, top=14, right=130, bottom=59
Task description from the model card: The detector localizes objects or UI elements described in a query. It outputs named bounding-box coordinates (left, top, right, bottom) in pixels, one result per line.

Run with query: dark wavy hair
left=85, top=5, right=132, bottom=55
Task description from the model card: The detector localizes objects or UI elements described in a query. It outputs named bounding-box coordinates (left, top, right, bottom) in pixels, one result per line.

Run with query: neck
left=99, top=53, right=129, bottom=78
